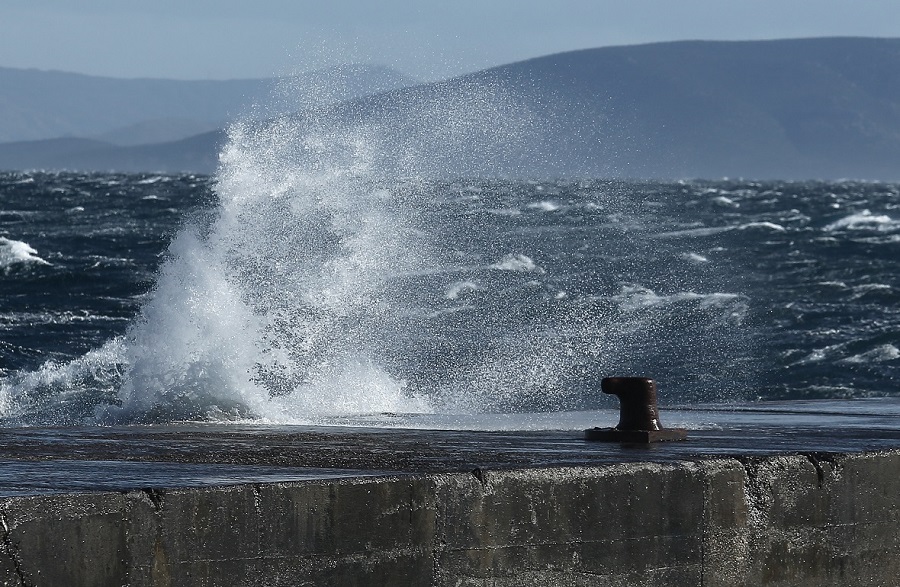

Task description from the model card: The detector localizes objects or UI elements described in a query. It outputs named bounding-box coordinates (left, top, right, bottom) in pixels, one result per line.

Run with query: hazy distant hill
left=92, top=118, right=223, bottom=146
left=2, top=38, right=900, bottom=180
left=468, top=36, right=900, bottom=180
left=0, top=64, right=418, bottom=143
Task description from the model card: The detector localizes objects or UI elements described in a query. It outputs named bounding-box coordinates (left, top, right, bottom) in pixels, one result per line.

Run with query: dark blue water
left=1, top=171, right=898, bottom=426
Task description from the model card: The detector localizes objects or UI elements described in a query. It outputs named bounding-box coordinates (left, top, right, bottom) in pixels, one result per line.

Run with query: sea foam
left=0, top=237, right=50, bottom=270
left=825, top=210, right=899, bottom=232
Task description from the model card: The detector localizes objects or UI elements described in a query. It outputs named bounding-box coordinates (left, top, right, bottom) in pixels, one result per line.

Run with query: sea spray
left=103, top=76, right=542, bottom=423
left=0, top=76, right=538, bottom=424
left=110, top=118, right=424, bottom=421
left=0, top=77, right=769, bottom=425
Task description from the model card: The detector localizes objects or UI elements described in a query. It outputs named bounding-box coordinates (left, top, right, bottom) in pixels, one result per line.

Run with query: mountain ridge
left=2, top=38, right=900, bottom=180
left=0, top=64, right=418, bottom=143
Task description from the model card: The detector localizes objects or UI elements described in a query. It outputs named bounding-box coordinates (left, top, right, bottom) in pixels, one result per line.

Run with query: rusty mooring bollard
left=584, top=377, right=687, bottom=442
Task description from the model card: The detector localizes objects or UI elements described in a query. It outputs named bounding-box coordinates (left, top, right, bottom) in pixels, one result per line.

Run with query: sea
left=1, top=119, right=899, bottom=428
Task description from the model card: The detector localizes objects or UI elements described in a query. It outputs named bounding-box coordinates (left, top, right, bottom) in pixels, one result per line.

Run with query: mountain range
left=2, top=37, right=899, bottom=181
left=0, top=64, right=417, bottom=144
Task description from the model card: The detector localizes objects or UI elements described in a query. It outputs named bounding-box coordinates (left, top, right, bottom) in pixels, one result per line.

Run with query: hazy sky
left=2, top=0, right=898, bottom=81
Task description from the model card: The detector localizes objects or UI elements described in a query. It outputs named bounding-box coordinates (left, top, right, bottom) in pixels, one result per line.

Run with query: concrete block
left=831, top=451, right=900, bottom=524
left=0, top=448, right=897, bottom=586
left=436, top=464, right=704, bottom=547
left=155, top=486, right=258, bottom=561
left=257, top=549, right=432, bottom=587
left=434, top=464, right=705, bottom=585
left=122, top=485, right=260, bottom=587
left=729, top=450, right=900, bottom=587
left=1, top=493, right=127, bottom=587
left=434, top=562, right=702, bottom=587
left=121, top=490, right=164, bottom=587
left=0, top=546, right=24, bottom=587
left=255, top=476, right=435, bottom=558
left=696, top=460, right=752, bottom=587
left=699, top=459, right=748, bottom=530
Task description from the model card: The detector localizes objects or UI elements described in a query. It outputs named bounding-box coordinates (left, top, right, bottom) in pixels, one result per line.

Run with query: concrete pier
left=0, top=399, right=899, bottom=586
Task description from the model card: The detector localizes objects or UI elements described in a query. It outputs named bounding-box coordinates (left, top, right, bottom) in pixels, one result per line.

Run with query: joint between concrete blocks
left=140, top=487, right=165, bottom=513
left=735, top=456, right=773, bottom=530
left=0, top=509, right=32, bottom=587
left=802, top=452, right=841, bottom=488
left=250, top=484, right=263, bottom=514
left=471, top=467, right=487, bottom=490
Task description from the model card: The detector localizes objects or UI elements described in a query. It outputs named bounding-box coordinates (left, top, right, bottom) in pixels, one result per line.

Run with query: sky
left=2, top=0, right=898, bottom=81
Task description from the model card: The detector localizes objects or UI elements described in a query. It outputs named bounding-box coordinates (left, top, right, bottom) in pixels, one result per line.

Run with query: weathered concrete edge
left=0, top=449, right=898, bottom=586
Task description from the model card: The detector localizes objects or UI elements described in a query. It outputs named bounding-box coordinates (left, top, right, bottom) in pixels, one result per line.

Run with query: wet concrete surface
left=0, top=398, right=898, bottom=495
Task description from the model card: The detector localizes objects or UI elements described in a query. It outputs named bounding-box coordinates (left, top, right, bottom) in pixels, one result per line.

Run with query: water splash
left=108, top=113, right=441, bottom=422
left=1, top=76, right=760, bottom=426
left=0, top=237, right=51, bottom=272
left=32, top=74, right=538, bottom=424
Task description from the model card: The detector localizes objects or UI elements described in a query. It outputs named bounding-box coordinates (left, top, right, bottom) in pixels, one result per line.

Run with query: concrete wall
left=0, top=450, right=898, bottom=586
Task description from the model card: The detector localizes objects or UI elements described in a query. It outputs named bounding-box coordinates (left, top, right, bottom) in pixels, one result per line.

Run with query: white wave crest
left=527, top=200, right=561, bottom=212
left=824, top=210, right=899, bottom=232
left=681, top=252, right=709, bottom=263
left=0, top=237, right=50, bottom=269
left=738, top=221, right=787, bottom=232
left=656, top=221, right=786, bottom=239
left=614, top=285, right=743, bottom=312
left=712, top=196, right=739, bottom=207
left=842, top=344, right=900, bottom=364
left=445, top=281, right=480, bottom=300
left=0, top=339, right=126, bottom=421
left=490, top=254, right=544, bottom=273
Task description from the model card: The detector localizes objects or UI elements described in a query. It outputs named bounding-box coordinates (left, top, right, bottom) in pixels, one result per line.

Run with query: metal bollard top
left=585, top=376, right=688, bottom=443
left=601, top=376, right=663, bottom=431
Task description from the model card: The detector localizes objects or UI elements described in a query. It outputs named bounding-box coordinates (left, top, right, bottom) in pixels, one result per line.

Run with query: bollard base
left=584, top=427, right=688, bottom=443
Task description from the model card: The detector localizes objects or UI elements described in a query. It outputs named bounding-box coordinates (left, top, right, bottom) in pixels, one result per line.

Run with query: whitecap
left=791, top=348, right=832, bottom=366
left=654, top=226, right=733, bottom=239
left=867, top=234, right=900, bottom=243
left=0, top=237, right=51, bottom=269
left=738, top=221, right=787, bottom=232
left=527, top=201, right=561, bottom=212
left=0, top=339, right=127, bottom=421
left=842, top=345, right=900, bottom=364
left=681, top=252, right=709, bottom=263
left=136, top=176, right=166, bottom=185
left=445, top=281, right=480, bottom=300
left=712, top=196, right=739, bottom=207
left=824, top=210, right=899, bottom=232
left=490, top=254, right=545, bottom=273
left=613, top=285, right=742, bottom=311
left=849, top=283, right=893, bottom=300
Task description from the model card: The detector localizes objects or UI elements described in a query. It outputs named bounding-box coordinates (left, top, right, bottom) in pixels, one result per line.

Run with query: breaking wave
left=0, top=237, right=50, bottom=271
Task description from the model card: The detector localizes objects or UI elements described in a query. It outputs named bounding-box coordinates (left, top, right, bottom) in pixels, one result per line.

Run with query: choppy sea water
left=1, top=169, right=897, bottom=427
